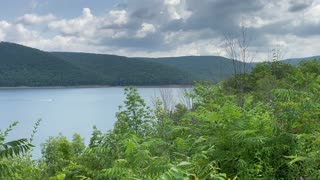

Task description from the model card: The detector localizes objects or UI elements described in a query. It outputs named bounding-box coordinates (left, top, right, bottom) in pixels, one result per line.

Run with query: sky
left=0, top=0, right=319, bottom=61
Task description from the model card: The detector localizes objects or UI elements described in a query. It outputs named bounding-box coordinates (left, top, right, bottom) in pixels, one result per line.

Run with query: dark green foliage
left=52, top=52, right=193, bottom=86
left=223, top=61, right=297, bottom=99
left=0, top=42, right=193, bottom=86
left=0, top=42, right=101, bottom=86
left=140, top=56, right=255, bottom=83
left=0, top=121, right=34, bottom=177
left=1, top=42, right=319, bottom=87
left=0, top=138, right=33, bottom=158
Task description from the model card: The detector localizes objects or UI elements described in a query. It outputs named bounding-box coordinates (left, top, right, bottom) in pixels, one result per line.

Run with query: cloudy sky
left=0, top=0, right=319, bottom=61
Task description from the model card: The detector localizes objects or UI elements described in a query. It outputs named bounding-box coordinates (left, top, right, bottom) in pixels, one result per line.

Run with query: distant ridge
left=0, top=42, right=192, bottom=86
left=284, top=56, right=320, bottom=65
left=0, top=42, right=101, bottom=86
left=138, top=56, right=255, bottom=83
left=51, top=52, right=193, bottom=86
left=0, top=42, right=318, bottom=87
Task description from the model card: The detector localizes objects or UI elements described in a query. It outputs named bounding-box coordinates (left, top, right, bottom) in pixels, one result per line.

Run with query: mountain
left=1, top=41, right=318, bottom=87
left=0, top=42, right=101, bottom=86
left=51, top=52, right=193, bottom=86
left=139, top=56, right=255, bottom=83
left=53, top=53, right=255, bottom=84
left=0, top=42, right=192, bottom=86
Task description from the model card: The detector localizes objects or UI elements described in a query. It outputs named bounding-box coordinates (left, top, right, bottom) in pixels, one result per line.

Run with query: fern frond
left=0, top=138, right=33, bottom=158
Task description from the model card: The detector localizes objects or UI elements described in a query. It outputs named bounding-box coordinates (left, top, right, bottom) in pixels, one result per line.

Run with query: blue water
left=0, top=87, right=185, bottom=158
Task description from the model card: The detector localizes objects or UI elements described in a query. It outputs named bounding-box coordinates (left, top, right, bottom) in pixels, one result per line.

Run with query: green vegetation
left=0, top=119, right=40, bottom=177
left=52, top=52, right=192, bottom=86
left=0, top=42, right=193, bottom=86
left=0, top=42, right=101, bottom=86
left=0, top=41, right=255, bottom=86
left=1, top=42, right=319, bottom=87
left=140, top=56, right=255, bottom=83
left=1, top=60, right=320, bottom=179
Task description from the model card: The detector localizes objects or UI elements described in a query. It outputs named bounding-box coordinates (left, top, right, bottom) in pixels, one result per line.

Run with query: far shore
left=0, top=84, right=194, bottom=90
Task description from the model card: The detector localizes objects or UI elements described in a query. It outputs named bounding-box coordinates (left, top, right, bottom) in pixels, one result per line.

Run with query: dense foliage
left=0, top=42, right=101, bottom=86
left=0, top=42, right=193, bottom=86
left=1, top=42, right=318, bottom=87
left=140, top=56, right=255, bottom=83
left=1, top=60, right=320, bottom=179
left=0, top=120, right=40, bottom=177
left=52, top=52, right=193, bottom=86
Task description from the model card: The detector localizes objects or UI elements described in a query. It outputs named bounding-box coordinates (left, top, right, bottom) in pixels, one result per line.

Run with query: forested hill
left=0, top=42, right=192, bottom=86
left=284, top=56, right=320, bottom=65
left=0, top=42, right=101, bottom=86
left=0, top=41, right=256, bottom=87
left=0, top=42, right=318, bottom=87
left=139, top=56, right=256, bottom=83
left=51, top=52, right=192, bottom=86
left=52, top=53, right=249, bottom=84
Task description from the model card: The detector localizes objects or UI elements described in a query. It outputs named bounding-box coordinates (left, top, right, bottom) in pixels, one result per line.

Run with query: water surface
left=0, top=87, right=187, bottom=158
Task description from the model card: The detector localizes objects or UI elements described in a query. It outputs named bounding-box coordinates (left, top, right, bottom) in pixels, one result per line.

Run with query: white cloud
left=17, top=14, right=56, bottom=25
left=136, top=23, right=156, bottom=38
left=271, top=34, right=320, bottom=58
left=0, top=21, right=11, bottom=40
left=165, top=0, right=192, bottom=20
left=242, top=16, right=273, bottom=28
left=47, top=8, right=130, bottom=41
left=112, top=31, right=128, bottom=39
left=109, top=38, right=226, bottom=58
left=0, top=21, right=11, bottom=29
left=109, top=10, right=128, bottom=26
left=82, top=8, right=93, bottom=18
left=304, top=4, right=320, bottom=24
left=48, top=8, right=95, bottom=35
left=165, top=0, right=181, bottom=6
left=0, top=21, right=40, bottom=42
left=21, top=35, right=103, bottom=53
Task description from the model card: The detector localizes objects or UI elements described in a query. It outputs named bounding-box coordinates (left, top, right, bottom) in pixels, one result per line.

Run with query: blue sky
left=0, top=0, right=319, bottom=60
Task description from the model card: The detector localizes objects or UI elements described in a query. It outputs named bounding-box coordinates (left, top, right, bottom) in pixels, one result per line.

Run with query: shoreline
left=0, top=84, right=193, bottom=90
